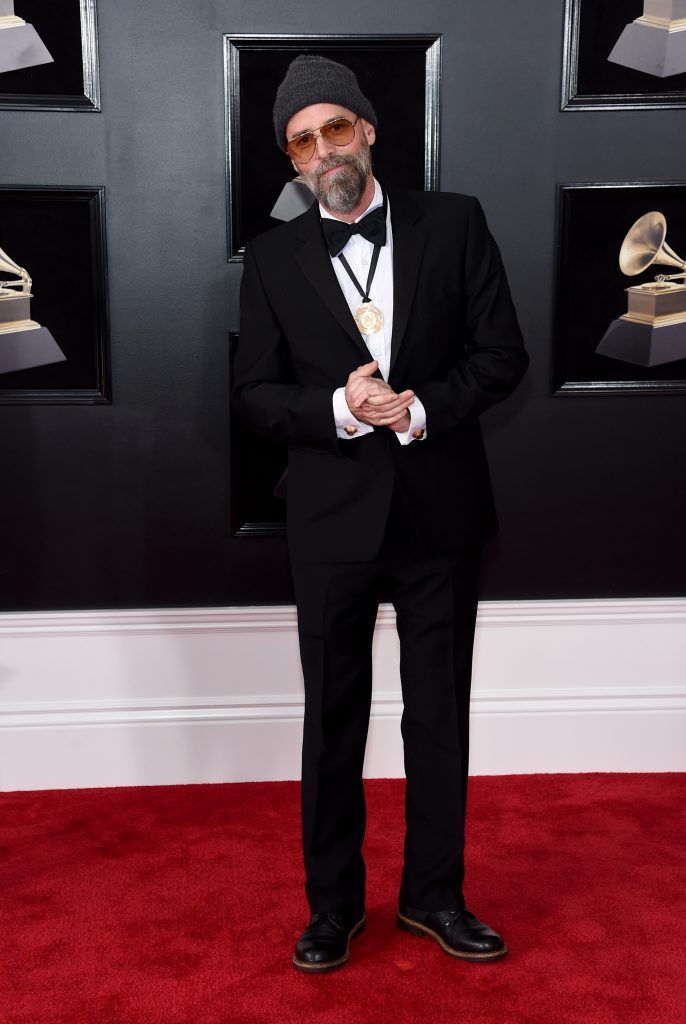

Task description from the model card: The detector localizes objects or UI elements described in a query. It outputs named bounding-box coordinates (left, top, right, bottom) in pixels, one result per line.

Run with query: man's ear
left=362, top=120, right=376, bottom=146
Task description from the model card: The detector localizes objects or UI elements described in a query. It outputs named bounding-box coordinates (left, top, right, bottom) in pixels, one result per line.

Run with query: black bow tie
left=321, top=204, right=387, bottom=257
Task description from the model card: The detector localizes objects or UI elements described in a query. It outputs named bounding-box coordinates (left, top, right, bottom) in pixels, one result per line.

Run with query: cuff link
left=411, top=428, right=425, bottom=439
left=344, top=425, right=358, bottom=435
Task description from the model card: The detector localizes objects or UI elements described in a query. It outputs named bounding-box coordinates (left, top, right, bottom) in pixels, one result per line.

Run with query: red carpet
left=1, top=773, right=684, bottom=1024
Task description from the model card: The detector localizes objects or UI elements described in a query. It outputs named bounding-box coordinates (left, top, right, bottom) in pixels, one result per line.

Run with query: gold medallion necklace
left=353, top=301, right=384, bottom=335
left=338, top=242, right=384, bottom=335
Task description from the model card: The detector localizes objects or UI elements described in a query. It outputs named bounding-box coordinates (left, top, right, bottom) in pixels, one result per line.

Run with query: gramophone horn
left=0, top=244, right=31, bottom=294
left=0, top=245, right=25, bottom=278
left=619, top=211, right=686, bottom=276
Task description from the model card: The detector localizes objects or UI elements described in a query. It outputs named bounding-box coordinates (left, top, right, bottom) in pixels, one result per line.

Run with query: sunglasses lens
left=321, top=118, right=354, bottom=146
left=287, top=133, right=316, bottom=161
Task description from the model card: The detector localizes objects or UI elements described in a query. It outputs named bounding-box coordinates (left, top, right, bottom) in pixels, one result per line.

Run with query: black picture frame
left=228, top=332, right=286, bottom=536
left=0, top=185, right=111, bottom=404
left=553, top=181, right=686, bottom=395
left=223, top=33, right=442, bottom=263
left=562, top=0, right=686, bottom=110
left=0, top=0, right=100, bottom=111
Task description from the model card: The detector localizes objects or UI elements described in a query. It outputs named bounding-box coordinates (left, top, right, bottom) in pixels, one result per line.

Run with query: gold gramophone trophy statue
left=596, top=211, right=686, bottom=367
left=0, top=1, right=53, bottom=74
left=608, top=1, right=686, bottom=77
left=0, top=244, right=66, bottom=374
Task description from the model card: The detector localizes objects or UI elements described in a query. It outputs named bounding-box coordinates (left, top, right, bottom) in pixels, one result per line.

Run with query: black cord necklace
left=336, top=188, right=387, bottom=335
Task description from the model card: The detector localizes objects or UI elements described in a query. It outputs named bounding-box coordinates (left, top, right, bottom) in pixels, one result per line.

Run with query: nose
left=313, top=130, right=336, bottom=159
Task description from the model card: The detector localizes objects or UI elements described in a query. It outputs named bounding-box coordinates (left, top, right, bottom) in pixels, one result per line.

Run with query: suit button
left=344, top=425, right=358, bottom=435
left=412, top=428, right=425, bottom=439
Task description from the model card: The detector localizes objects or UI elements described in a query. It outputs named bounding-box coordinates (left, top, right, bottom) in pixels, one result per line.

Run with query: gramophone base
left=0, top=326, right=66, bottom=375
left=596, top=317, right=686, bottom=367
left=608, top=21, right=686, bottom=78
left=0, top=22, right=53, bottom=74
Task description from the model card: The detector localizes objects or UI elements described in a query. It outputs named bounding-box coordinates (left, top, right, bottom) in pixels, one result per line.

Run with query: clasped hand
left=345, top=360, right=414, bottom=432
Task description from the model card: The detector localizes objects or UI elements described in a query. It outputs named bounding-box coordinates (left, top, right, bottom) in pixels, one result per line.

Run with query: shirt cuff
left=395, top=394, right=427, bottom=445
left=332, top=387, right=374, bottom=440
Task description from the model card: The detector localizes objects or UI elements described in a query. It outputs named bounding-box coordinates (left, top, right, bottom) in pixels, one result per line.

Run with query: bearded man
left=232, top=55, right=529, bottom=972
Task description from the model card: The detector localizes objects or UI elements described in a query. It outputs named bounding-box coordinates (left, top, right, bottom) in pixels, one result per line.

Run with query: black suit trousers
left=289, top=480, right=482, bottom=915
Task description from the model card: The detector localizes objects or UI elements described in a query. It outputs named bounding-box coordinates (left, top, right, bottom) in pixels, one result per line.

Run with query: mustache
left=313, top=155, right=359, bottom=184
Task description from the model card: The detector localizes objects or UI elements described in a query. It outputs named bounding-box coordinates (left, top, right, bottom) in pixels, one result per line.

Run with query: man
left=232, top=55, right=529, bottom=972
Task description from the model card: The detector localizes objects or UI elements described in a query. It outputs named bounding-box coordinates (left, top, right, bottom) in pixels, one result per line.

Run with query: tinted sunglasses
left=286, top=116, right=360, bottom=163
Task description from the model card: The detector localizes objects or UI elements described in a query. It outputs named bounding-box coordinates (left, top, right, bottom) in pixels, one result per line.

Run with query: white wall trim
left=1, top=599, right=684, bottom=790
left=3, top=685, right=686, bottom=728
left=1, top=597, right=685, bottom=637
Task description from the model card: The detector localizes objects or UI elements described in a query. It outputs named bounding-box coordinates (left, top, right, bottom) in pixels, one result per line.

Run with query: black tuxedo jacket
left=232, top=185, right=529, bottom=563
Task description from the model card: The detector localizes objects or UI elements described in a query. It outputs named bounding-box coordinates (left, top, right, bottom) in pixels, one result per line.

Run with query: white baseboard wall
left=1, top=599, right=684, bottom=792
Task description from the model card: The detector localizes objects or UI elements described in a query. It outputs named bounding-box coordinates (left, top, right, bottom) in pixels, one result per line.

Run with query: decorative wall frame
left=553, top=181, right=686, bottom=395
left=0, top=0, right=100, bottom=111
left=223, top=33, right=442, bottom=262
left=229, top=332, right=286, bottom=536
left=562, top=0, right=686, bottom=110
left=0, top=186, right=110, bottom=404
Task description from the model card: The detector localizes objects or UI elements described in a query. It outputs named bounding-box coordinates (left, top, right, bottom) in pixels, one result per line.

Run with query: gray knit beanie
left=273, top=55, right=378, bottom=151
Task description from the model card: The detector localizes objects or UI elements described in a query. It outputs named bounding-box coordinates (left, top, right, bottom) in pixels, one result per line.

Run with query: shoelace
left=311, top=912, right=346, bottom=931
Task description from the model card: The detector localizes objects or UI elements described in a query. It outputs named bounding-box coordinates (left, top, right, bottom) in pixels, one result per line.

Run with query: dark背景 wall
left=1, top=0, right=685, bottom=611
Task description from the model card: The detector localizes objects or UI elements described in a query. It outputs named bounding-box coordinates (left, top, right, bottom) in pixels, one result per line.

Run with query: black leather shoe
left=292, top=909, right=366, bottom=972
left=397, top=904, right=507, bottom=961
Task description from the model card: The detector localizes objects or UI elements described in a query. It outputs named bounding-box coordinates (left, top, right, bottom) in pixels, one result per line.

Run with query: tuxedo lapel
left=387, top=187, right=427, bottom=378
left=291, top=186, right=427, bottom=373
left=293, top=206, right=372, bottom=363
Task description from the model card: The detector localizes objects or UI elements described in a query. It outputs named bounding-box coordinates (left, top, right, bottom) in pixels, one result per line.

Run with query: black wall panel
left=0, top=0, right=684, bottom=610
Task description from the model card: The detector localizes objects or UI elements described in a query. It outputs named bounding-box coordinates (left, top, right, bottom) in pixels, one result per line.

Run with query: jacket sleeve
left=418, top=197, right=529, bottom=441
left=231, top=240, right=339, bottom=454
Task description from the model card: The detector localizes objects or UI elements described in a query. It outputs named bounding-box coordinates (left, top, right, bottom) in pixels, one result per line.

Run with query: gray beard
left=302, top=149, right=372, bottom=214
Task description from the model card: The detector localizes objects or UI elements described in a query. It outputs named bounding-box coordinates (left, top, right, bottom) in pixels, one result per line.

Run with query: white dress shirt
left=321, top=178, right=427, bottom=445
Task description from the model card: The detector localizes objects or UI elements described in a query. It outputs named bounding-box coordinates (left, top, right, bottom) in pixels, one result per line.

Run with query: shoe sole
left=291, top=916, right=367, bottom=973
left=396, top=912, right=508, bottom=961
